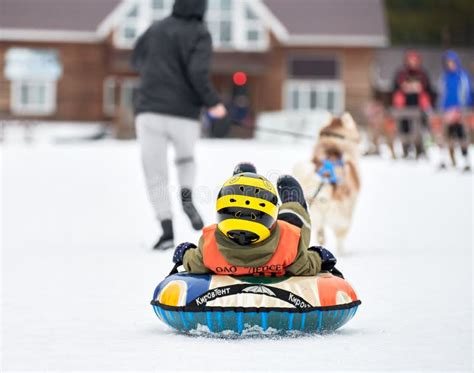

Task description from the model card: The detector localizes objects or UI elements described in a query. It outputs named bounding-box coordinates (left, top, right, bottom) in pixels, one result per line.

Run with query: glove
left=308, top=246, right=344, bottom=278
left=329, top=267, right=345, bottom=279
left=173, top=242, right=197, bottom=264
left=308, top=246, right=337, bottom=271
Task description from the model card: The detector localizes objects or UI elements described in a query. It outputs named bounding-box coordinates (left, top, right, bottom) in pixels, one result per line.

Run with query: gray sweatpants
left=136, top=112, right=200, bottom=221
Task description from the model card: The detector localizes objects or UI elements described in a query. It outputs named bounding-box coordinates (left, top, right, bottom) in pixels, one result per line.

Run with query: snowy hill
left=1, top=138, right=472, bottom=371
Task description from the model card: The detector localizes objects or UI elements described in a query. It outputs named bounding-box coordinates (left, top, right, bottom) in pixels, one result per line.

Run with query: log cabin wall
left=0, top=37, right=375, bottom=128
left=0, top=40, right=107, bottom=122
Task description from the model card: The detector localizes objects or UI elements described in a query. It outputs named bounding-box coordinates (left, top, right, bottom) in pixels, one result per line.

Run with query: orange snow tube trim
left=317, top=273, right=359, bottom=307
left=202, top=221, right=300, bottom=276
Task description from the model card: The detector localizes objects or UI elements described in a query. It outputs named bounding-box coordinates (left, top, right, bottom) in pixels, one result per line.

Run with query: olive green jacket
left=183, top=202, right=321, bottom=276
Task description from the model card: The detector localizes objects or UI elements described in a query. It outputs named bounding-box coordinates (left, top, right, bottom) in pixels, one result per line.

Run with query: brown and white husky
left=293, top=113, right=361, bottom=253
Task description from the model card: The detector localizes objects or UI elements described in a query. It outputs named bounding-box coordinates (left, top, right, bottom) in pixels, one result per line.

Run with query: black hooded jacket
left=131, top=0, right=220, bottom=120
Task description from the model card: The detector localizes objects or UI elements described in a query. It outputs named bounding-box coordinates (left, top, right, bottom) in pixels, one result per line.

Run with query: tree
left=386, top=0, right=474, bottom=46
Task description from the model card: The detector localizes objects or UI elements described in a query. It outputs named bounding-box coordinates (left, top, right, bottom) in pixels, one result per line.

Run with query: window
left=151, top=0, right=173, bottom=21
left=115, top=3, right=143, bottom=48
left=285, top=55, right=343, bottom=113
left=121, top=79, right=139, bottom=109
left=285, top=80, right=345, bottom=113
left=289, top=56, right=340, bottom=79
left=207, top=0, right=234, bottom=47
left=114, top=0, right=269, bottom=50
left=11, top=80, right=57, bottom=115
left=206, top=0, right=268, bottom=50
left=103, top=77, right=117, bottom=116
left=5, top=48, right=62, bottom=116
left=242, top=4, right=267, bottom=48
left=114, top=0, right=174, bottom=47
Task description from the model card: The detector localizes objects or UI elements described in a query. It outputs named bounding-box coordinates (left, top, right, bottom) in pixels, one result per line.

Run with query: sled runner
left=151, top=267, right=361, bottom=335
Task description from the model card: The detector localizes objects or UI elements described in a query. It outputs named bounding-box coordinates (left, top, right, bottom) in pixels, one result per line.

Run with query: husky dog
left=293, top=113, right=361, bottom=253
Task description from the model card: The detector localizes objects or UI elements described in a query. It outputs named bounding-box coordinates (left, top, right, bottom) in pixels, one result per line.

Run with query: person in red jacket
left=392, top=50, right=434, bottom=158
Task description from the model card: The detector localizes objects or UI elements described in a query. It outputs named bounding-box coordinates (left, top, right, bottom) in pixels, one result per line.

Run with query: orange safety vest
left=202, top=220, right=300, bottom=276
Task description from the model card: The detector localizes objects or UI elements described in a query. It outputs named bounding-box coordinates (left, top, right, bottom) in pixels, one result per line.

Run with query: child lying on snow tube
left=172, top=162, right=343, bottom=278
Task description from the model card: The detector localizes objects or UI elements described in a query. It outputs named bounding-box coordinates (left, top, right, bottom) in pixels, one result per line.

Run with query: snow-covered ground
left=1, top=134, right=472, bottom=371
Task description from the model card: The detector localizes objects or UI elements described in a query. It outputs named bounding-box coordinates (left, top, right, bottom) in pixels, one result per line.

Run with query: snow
left=5, top=48, right=63, bottom=80
left=5, top=48, right=63, bottom=81
left=1, top=134, right=473, bottom=371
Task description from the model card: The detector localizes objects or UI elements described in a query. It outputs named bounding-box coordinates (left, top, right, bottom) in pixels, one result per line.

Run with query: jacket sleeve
left=130, top=27, right=151, bottom=72
left=422, top=69, right=434, bottom=97
left=437, top=76, right=446, bottom=110
left=392, top=69, right=402, bottom=94
left=185, top=30, right=221, bottom=108
left=460, top=72, right=473, bottom=107
left=285, top=243, right=322, bottom=276
left=278, top=202, right=311, bottom=247
left=182, top=236, right=211, bottom=274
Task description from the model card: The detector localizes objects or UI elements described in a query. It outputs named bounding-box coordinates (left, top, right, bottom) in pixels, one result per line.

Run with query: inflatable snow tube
left=151, top=272, right=361, bottom=335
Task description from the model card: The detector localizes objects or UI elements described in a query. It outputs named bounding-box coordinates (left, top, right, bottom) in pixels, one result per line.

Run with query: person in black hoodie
left=131, top=0, right=226, bottom=250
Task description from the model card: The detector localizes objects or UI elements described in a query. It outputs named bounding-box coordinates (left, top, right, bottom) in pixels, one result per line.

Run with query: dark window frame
left=287, top=55, right=341, bottom=80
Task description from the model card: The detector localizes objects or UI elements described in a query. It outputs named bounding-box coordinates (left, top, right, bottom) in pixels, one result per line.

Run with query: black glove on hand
left=173, top=242, right=197, bottom=264
left=308, top=246, right=337, bottom=271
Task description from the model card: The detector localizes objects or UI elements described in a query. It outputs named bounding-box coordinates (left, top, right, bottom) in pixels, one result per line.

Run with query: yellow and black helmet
left=216, top=172, right=279, bottom=245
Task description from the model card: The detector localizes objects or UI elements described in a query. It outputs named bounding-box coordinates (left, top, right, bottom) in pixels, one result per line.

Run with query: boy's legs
left=276, top=174, right=344, bottom=278
left=136, top=113, right=174, bottom=249
left=276, top=175, right=312, bottom=248
left=446, top=122, right=467, bottom=168
left=136, top=113, right=172, bottom=222
left=433, top=115, right=448, bottom=169
left=167, top=115, right=204, bottom=230
left=399, top=118, right=411, bottom=158
left=458, top=122, right=471, bottom=170
left=442, top=109, right=471, bottom=170
left=166, top=115, right=199, bottom=190
left=413, top=114, right=425, bottom=159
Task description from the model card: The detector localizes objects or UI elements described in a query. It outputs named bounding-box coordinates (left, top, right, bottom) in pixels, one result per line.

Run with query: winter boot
left=438, top=147, right=449, bottom=170
left=438, top=162, right=447, bottom=170
left=402, top=143, right=410, bottom=159
left=233, top=162, right=257, bottom=175
left=153, top=219, right=174, bottom=250
left=415, top=142, right=426, bottom=160
left=277, top=175, right=307, bottom=209
left=181, top=188, right=204, bottom=230
left=277, top=175, right=308, bottom=228
left=461, top=147, right=471, bottom=172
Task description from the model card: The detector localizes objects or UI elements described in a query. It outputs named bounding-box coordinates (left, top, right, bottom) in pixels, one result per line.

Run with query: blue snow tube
left=151, top=271, right=360, bottom=335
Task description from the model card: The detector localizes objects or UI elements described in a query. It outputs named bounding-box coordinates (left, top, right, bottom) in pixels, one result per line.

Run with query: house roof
left=0, top=0, right=121, bottom=31
left=262, top=0, right=388, bottom=46
left=0, top=0, right=388, bottom=47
